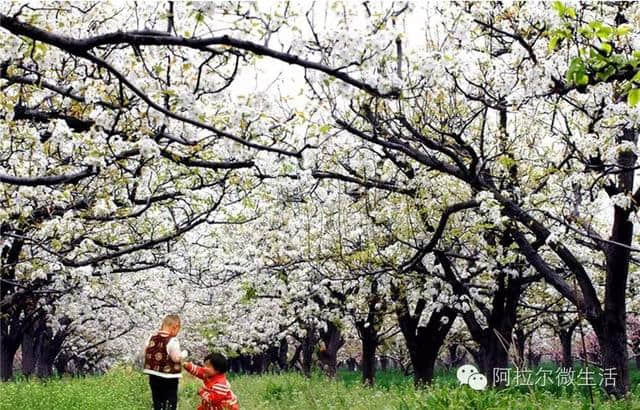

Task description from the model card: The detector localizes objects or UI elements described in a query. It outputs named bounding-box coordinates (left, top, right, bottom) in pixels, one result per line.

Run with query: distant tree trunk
left=33, top=316, right=68, bottom=378
left=229, top=357, right=241, bottom=373
left=526, top=337, right=541, bottom=368
left=632, top=339, right=640, bottom=370
left=278, top=337, right=288, bottom=371
left=513, top=328, right=527, bottom=367
left=559, top=328, right=575, bottom=369
left=54, top=352, right=69, bottom=375
left=355, top=278, right=386, bottom=386
left=252, top=353, right=265, bottom=374
left=346, top=357, right=357, bottom=371
left=447, top=344, right=463, bottom=369
left=21, top=332, right=37, bottom=377
left=22, top=307, right=46, bottom=377
left=300, top=326, right=317, bottom=377
left=318, top=321, right=345, bottom=378
left=380, top=356, right=388, bottom=371
left=35, top=331, right=54, bottom=378
left=360, top=330, right=377, bottom=386
left=239, top=355, right=252, bottom=374
left=35, top=350, right=54, bottom=378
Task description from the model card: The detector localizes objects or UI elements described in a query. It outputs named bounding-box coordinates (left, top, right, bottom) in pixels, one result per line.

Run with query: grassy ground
left=2, top=366, right=640, bottom=409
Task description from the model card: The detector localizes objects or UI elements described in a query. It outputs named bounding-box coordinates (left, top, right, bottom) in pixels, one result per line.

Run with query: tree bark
left=476, top=330, right=510, bottom=381
left=0, top=335, right=20, bottom=380
left=0, top=237, right=25, bottom=381
left=559, top=328, right=574, bottom=369
left=513, top=328, right=527, bottom=368
left=392, top=289, right=456, bottom=386
left=447, top=343, right=464, bottom=369
left=277, top=337, right=288, bottom=372
left=360, top=330, right=377, bottom=386
left=437, top=251, right=521, bottom=387
left=595, top=319, right=628, bottom=397
left=21, top=330, right=37, bottom=376
left=380, top=356, right=388, bottom=371
left=300, top=325, right=317, bottom=377
left=593, top=126, right=637, bottom=396
left=318, top=321, right=345, bottom=378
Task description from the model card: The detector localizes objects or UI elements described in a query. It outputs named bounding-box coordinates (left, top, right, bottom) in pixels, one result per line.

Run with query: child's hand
left=182, top=361, right=192, bottom=369
left=180, top=350, right=188, bottom=360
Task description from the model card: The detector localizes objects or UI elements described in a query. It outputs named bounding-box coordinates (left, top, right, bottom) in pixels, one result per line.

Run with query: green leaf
left=578, top=26, right=595, bottom=39
left=565, top=57, right=586, bottom=84
left=576, top=73, right=589, bottom=85
left=596, top=26, right=614, bottom=41
left=599, top=43, right=612, bottom=56
left=564, top=6, right=576, bottom=19
left=551, top=1, right=576, bottom=18
left=588, top=21, right=604, bottom=31
left=319, top=124, right=331, bottom=135
left=628, top=88, right=640, bottom=107
left=548, top=35, right=559, bottom=52
left=551, top=1, right=565, bottom=15
left=616, top=24, right=632, bottom=37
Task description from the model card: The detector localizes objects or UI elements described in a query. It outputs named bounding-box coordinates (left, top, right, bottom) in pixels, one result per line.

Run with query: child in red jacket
left=183, top=353, right=239, bottom=410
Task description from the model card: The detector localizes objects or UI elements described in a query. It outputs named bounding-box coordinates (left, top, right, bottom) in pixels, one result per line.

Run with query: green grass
left=2, top=367, right=640, bottom=409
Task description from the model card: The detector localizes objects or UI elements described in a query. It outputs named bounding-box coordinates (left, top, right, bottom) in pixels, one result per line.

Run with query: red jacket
left=184, top=363, right=239, bottom=410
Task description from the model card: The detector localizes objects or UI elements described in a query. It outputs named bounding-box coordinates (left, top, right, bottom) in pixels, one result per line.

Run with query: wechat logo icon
left=456, top=364, right=487, bottom=391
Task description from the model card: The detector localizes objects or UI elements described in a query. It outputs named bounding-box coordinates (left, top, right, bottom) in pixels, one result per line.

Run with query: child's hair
left=161, top=314, right=181, bottom=328
left=204, top=353, right=230, bottom=373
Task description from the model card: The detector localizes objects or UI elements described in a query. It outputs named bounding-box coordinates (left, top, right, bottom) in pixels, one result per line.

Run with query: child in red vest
left=183, top=353, right=239, bottom=410
left=142, top=314, right=187, bottom=410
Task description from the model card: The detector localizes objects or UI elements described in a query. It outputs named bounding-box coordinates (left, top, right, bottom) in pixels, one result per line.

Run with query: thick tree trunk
left=437, top=251, right=520, bottom=387
left=361, top=333, right=377, bottom=386
left=595, top=318, right=629, bottom=397
left=412, top=350, right=437, bottom=386
left=596, top=126, right=635, bottom=396
left=559, top=329, right=574, bottom=369
left=300, top=326, right=317, bottom=378
left=277, top=337, right=288, bottom=372
left=392, top=285, right=456, bottom=387
left=0, top=336, right=20, bottom=380
left=35, top=351, right=54, bottom=378
left=21, top=332, right=37, bottom=376
left=513, top=328, right=526, bottom=368
left=1, top=238, right=25, bottom=381
left=318, top=321, right=344, bottom=378
left=35, top=331, right=54, bottom=378
left=54, top=352, right=69, bottom=375
left=22, top=310, right=45, bottom=377
left=477, top=330, right=510, bottom=384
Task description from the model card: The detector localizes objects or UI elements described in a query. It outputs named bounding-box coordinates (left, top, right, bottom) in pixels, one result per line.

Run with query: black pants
left=149, top=375, right=179, bottom=410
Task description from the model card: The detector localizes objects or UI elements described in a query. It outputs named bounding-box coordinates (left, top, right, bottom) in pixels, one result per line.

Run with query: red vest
left=143, top=333, right=181, bottom=375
